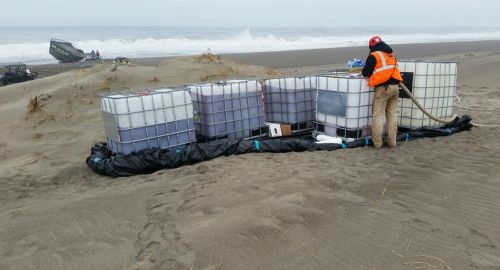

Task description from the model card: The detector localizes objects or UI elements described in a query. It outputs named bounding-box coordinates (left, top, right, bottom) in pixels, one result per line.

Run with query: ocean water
left=1, top=26, right=499, bottom=65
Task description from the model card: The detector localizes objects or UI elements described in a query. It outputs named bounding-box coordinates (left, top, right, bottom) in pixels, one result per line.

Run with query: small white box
left=268, top=123, right=283, bottom=137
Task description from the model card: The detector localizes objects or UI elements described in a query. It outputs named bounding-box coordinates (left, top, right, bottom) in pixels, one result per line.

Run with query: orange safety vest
left=368, top=51, right=403, bottom=87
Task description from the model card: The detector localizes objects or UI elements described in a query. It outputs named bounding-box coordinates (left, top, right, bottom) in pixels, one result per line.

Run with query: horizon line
left=1, top=25, right=499, bottom=29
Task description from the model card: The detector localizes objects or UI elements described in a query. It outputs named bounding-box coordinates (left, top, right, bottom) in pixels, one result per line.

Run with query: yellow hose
left=399, top=83, right=459, bottom=124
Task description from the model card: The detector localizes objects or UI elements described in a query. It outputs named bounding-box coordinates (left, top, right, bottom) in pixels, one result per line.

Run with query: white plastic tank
left=100, top=88, right=193, bottom=128
left=188, top=80, right=266, bottom=141
left=263, top=76, right=316, bottom=132
left=315, top=73, right=374, bottom=142
left=397, top=61, right=457, bottom=127
left=99, top=88, right=196, bottom=154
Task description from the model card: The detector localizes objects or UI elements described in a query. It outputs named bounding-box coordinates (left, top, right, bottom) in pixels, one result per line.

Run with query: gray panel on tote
left=317, top=90, right=347, bottom=117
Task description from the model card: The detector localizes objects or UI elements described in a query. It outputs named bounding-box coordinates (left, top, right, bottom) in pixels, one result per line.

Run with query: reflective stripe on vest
left=376, top=51, right=386, bottom=67
left=374, top=64, right=396, bottom=73
left=373, top=51, right=395, bottom=73
left=368, top=51, right=403, bottom=87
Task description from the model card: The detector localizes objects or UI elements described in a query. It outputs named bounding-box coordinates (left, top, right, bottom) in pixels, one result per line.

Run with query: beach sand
left=0, top=42, right=499, bottom=270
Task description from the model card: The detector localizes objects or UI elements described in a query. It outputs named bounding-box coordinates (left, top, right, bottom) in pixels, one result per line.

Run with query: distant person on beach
left=90, top=50, right=96, bottom=59
left=362, top=36, right=403, bottom=149
left=96, top=50, right=100, bottom=59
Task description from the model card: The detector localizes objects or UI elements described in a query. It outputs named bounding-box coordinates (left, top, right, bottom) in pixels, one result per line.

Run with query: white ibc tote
left=397, top=61, right=458, bottom=128
left=315, top=73, right=374, bottom=142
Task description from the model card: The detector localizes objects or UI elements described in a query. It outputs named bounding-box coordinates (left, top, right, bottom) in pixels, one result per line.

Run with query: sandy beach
left=0, top=41, right=499, bottom=270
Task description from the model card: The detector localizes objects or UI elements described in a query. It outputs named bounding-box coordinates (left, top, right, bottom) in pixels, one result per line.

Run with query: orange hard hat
left=369, top=36, right=382, bottom=47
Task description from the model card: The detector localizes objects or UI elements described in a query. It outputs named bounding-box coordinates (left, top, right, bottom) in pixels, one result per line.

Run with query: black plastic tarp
left=87, top=115, right=473, bottom=177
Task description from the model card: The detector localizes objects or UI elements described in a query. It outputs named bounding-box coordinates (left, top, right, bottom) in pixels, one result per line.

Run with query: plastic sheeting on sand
left=86, top=115, right=473, bottom=177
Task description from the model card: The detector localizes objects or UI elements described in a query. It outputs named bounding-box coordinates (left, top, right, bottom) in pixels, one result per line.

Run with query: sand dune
left=0, top=48, right=499, bottom=270
left=0, top=55, right=278, bottom=201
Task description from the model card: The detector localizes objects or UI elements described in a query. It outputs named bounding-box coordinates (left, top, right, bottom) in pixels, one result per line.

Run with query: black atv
left=0, top=64, right=38, bottom=86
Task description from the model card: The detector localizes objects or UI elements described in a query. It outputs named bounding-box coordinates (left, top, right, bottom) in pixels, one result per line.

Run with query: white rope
left=472, top=122, right=500, bottom=127
left=454, top=94, right=497, bottom=111
left=452, top=94, right=500, bottom=127
left=456, top=104, right=497, bottom=111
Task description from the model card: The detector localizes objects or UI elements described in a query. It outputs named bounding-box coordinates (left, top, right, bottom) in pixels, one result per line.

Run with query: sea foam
left=1, top=28, right=500, bottom=65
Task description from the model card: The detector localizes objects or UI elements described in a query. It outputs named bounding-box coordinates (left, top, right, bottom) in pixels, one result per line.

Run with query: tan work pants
left=372, top=85, right=399, bottom=148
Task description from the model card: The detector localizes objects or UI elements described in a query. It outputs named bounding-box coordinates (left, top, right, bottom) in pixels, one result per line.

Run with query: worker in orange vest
left=362, top=36, right=403, bottom=148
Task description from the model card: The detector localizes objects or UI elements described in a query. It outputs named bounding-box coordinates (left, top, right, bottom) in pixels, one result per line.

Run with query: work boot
left=386, top=141, right=397, bottom=148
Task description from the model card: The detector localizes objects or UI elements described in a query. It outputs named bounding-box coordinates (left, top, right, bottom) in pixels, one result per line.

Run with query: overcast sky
left=2, top=0, right=499, bottom=28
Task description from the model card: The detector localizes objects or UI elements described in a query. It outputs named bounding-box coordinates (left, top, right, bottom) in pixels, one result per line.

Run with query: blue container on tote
left=347, top=58, right=365, bottom=69
left=100, top=88, right=196, bottom=154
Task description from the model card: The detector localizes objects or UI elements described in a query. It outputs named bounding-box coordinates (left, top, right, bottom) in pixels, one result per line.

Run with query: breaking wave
left=2, top=28, right=500, bottom=64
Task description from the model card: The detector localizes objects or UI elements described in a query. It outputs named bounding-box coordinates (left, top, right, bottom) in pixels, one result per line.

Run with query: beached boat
left=49, top=39, right=85, bottom=63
